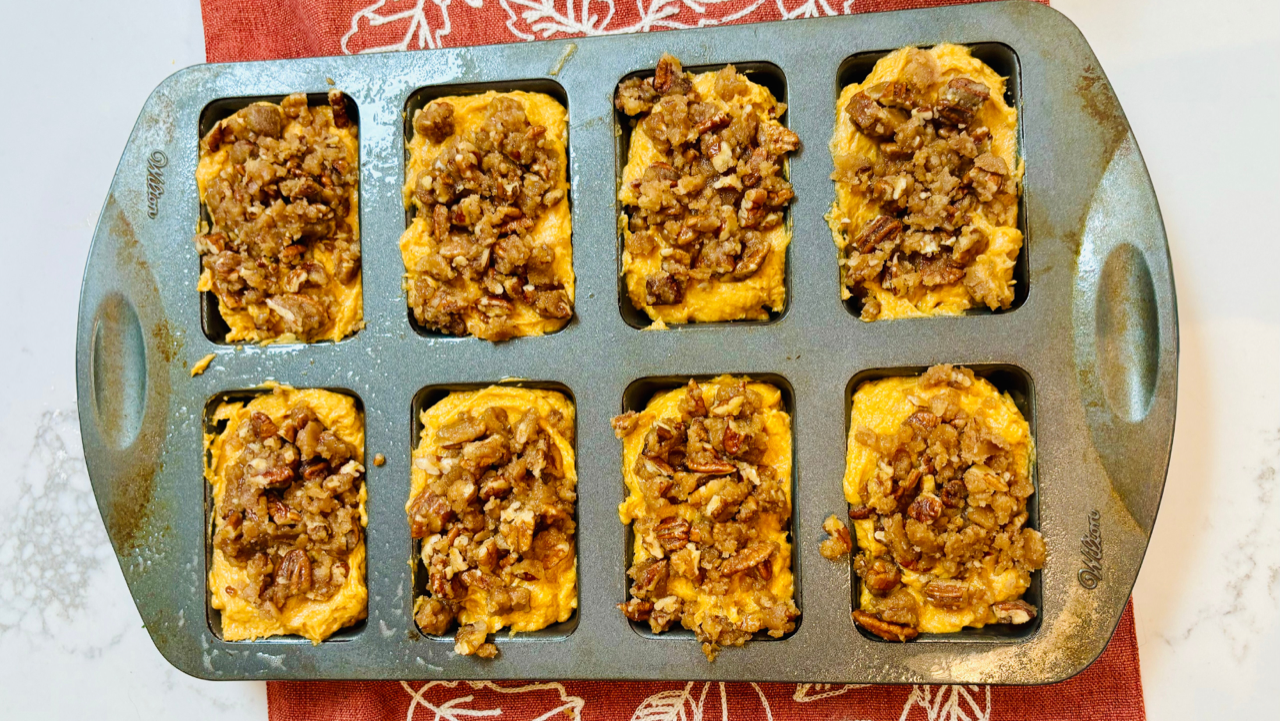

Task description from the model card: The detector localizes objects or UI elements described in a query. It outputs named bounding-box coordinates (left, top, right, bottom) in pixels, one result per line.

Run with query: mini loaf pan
left=76, top=0, right=1177, bottom=684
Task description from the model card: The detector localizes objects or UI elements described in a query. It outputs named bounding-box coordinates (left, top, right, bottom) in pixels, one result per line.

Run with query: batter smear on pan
left=195, top=91, right=362, bottom=343
left=829, top=45, right=1023, bottom=321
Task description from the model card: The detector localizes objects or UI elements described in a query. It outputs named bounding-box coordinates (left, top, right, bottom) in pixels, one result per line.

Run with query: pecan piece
left=849, top=505, right=874, bottom=520
left=619, top=598, right=654, bottom=622
left=250, top=411, right=279, bottom=440
left=865, top=81, right=917, bottom=110
left=940, top=479, right=967, bottom=508
left=854, top=215, right=902, bottom=253
left=720, top=540, right=777, bottom=576
left=415, top=597, right=456, bottom=636
left=853, top=610, right=918, bottom=642
left=275, top=549, right=312, bottom=597
left=936, top=77, right=990, bottom=126
left=645, top=271, right=685, bottom=306
left=924, top=579, right=969, bottom=609
left=328, top=89, right=352, bottom=129
left=907, top=493, right=943, bottom=524
left=409, top=491, right=454, bottom=538
left=685, top=455, right=736, bottom=475
left=611, top=411, right=641, bottom=438
left=845, top=93, right=899, bottom=139
left=857, top=556, right=902, bottom=595
left=415, top=101, right=455, bottom=144
left=819, top=515, right=853, bottom=560
left=454, top=621, right=493, bottom=657
left=435, top=414, right=486, bottom=447
left=654, top=516, right=691, bottom=552
left=653, top=54, right=689, bottom=96
left=630, top=559, right=669, bottom=599
left=905, top=410, right=939, bottom=435
left=992, top=599, right=1038, bottom=625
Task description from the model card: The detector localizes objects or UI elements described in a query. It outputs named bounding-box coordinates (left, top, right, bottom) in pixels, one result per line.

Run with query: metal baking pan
left=75, top=0, right=1177, bottom=684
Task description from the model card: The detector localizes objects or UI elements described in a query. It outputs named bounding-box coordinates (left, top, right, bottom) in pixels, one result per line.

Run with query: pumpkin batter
left=617, top=56, right=797, bottom=326
left=829, top=45, right=1022, bottom=321
left=614, top=376, right=798, bottom=660
left=196, top=92, right=363, bottom=343
left=828, top=365, right=1043, bottom=640
left=401, top=92, right=573, bottom=340
left=408, top=386, right=577, bottom=657
left=206, top=385, right=367, bottom=642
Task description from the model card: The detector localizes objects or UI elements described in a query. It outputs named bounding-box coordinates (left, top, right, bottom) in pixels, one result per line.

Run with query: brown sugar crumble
left=213, top=401, right=365, bottom=617
left=831, top=47, right=1022, bottom=320
left=616, top=55, right=798, bottom=316
left=613, top=378, right=799, bottom=661
left=409, top=402, right=577, bottom=657
left=404, top=95, right=572, bottom=340
left=827, top=364, right=1044, bottom=641
left=195, top=90, right=361, bottom=342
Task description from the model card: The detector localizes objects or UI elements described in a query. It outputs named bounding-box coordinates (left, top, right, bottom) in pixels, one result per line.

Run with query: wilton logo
left=1078, top=509, right=1103, bottom=589
left=145, top=150, right=168, bottom=219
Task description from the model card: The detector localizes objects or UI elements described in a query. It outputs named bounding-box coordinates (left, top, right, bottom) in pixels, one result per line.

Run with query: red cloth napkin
left=202, top=0, right=1047, bottom=61
left=200, top=2, right=1142, bottom=719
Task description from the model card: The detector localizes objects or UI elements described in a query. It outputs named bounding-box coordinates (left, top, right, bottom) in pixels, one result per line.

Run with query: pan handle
left=76, top=195, right=173, bottom=558
left=1073, top=133, right=1179, bottom=535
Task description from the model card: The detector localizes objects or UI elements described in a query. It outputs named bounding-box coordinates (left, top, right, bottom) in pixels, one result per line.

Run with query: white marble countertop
left=1, top=0, right=1276, bottom=718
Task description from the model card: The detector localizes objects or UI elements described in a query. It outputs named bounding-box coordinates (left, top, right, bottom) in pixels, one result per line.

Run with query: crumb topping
left=616, top=55, right=799, bottom=311
left=410, top=403, right=576, bottom=657
left=213, top=400, right=364, bottom=617
left=613, top=378, right=798, bottom=660
left=405, top=96, right=572, bottom=340
left=196, top=91, right=360, bottom=341
left=826, top=365, right=1043, bottom=641
left=832, top=48, right=1021, bottom=320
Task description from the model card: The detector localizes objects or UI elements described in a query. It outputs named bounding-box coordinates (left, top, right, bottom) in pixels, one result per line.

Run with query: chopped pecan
left=846, top=93, right=900, bottom=139
left=619, top=598, right=654, bottom=621
left=936, top=77, right=990, bottom=126
left=992, top=599, right=1038, bottom=625
left=907, top=493, right=943, bottom=523
left=436, top=415, right=486, bottom=447
left=409, top=491, right=454, bottom=538
left=849, top=505, right=874, bottom=520
left=923, top=579, right=969, bottom=609
left=857, top=556, right=902, bottom=595
left=655, top=516, right=691, bottom=551
left=630, top=559, right=669, bottom=599
left=853, top=610, right=918, bottom=642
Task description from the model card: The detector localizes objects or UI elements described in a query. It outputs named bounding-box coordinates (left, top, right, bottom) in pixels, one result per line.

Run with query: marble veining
left=1165, top=429, right=1280, bottom=660
left=0, top=410, right=116, bottom=645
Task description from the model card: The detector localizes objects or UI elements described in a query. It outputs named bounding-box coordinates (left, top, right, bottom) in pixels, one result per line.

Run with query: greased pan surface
left=75, top=0, right=1177, bottom=683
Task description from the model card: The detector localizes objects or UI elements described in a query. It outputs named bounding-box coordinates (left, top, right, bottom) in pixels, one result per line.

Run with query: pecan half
left=720, top=540, right=777, bottom=576
left=276, top=549, right=312, bottom=597
left=655, top=516, right=692, bottom=551
left=853, top=610, right=918, bottom=641
left=854, top=215, right=902, bottom=253
left=923, top=579, right=969, bottom=609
